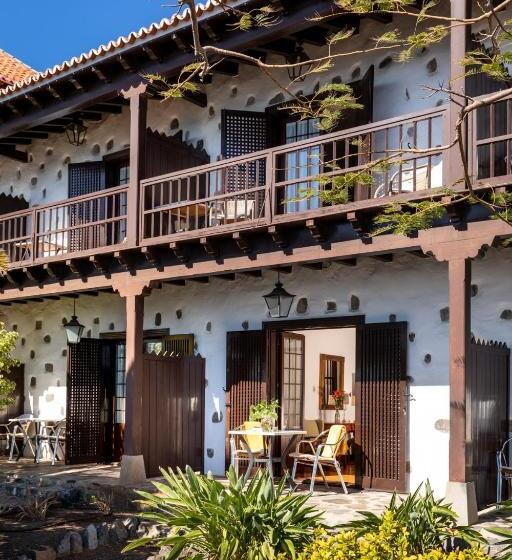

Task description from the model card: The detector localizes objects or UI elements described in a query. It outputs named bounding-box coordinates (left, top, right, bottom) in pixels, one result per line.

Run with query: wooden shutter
left=66, top=338, right=108, bottom=464
left=467, top=339, right=510, bottom=508
left=163, top=334, right=195, bottom=356
left=0, top=364, right=25, bottom=424
left=221, top=110, right=271, bottom=159
left=68, top=162, right=106, bottom=252
left=355, top=322, right=408, bottom=491
left=225, top=330, right=266, bottom=465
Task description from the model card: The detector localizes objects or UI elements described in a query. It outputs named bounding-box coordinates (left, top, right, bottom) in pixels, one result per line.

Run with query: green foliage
left=298, top=516, right=490, bottom=560
left=484, top=499, right=512, bottom=559
left=0, top=322, right=19, bottom=410
left=372, top=199, right=447, bottom=236
left=342, top=482, right=485, bottom=555
left=462, top=50, right=512, bottom=82
left=397, top=26, right=449, bottom=62
left=233, top=6, right=280, bottom=32
left=0, top=250, right=7, bottom=274
left=249, top=399, right=280, bottom=422
left=333, top=0, right=416, bottom=13
left=123, top=467, right=322, bottom=560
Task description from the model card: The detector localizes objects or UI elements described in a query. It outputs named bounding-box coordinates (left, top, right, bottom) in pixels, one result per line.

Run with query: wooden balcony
left=0, top=105, right=454, bottom=272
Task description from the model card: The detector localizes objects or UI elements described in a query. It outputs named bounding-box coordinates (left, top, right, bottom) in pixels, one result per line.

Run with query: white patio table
left=9, top=417, right=64, bottom=463
left=228, top=428, right=306, bottom=479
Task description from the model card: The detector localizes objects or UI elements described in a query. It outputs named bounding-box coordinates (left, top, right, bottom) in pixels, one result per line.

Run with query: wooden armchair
left=289, top=424, right=348, bottom=494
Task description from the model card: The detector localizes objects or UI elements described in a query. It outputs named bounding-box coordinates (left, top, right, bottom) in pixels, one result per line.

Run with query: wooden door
left=66, top=338, right=109, bottom=464
left=225, top=330, right=266, bottom=466
left=281, top=333, right=305, bottom=430
left=0, top=364, right=25, bottom=423
left=355, top=322, right=408, bottom=491
left=141, top=354, right=205, bottom=477
left=467, top=339, right=510, bottom=508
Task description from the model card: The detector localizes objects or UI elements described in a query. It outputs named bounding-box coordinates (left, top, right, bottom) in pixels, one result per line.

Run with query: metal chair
left=0, top=421, right=17, bottom=456
left=230, top=421, right=273, bottom=482
left=497, top=436, right=512, bottom=503
left=36, top=419, right=66, bottom=465
left=290, top=424, right=348, bottom=494
left=8, top=414, right=36, bottom=461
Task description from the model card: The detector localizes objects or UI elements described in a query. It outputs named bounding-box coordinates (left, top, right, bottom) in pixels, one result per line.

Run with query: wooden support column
left=113, top=279, right=151, bottom=485
left=448, top=257, right=471, bottom=483
left=444, top=0, right=471, bottom=189
left=121, top=83, right=148, bottom=248
left=421, top=231, right=495, bottom=524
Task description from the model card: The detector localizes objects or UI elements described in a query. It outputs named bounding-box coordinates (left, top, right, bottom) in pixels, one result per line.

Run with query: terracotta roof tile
left=0, top=49, right=36, bottom=86
left=0, top=0, right=243, bottom=98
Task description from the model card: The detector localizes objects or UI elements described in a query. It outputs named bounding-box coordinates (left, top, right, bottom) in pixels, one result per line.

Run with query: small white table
left=228, top=428, right=306, bottom=478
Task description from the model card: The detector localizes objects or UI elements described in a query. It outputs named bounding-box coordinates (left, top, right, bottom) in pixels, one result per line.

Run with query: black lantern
left=64, top=299, right=84, bottom=345
left=286, top=42, right=312, bottom=82
left=263, top=273, right=295, bottom=319
left=65, top=119, right=87, bottom=146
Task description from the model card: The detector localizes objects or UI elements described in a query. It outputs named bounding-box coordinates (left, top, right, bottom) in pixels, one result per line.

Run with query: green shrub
left=343, top=482, right=484, bottom=554
left=123, top=466, right=323, bottom=560
left=297, top=512, right=490, bottom=560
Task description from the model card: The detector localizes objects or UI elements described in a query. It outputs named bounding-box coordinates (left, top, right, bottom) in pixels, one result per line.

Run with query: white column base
left=119, top=455, right=147, bottom=486
left=445, top=481, right=478, bottom=526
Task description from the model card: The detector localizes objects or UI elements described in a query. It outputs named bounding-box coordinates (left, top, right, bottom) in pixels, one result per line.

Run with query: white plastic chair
left=8, top=414, right=35, bottom=461
left=497, top=437, right=512, bottom=503
left=230, top=422, right=273, bottom=482
left=36, top=419, right=66, bottom=465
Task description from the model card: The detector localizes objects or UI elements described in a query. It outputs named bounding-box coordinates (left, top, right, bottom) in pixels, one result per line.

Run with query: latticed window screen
left=221, top=110, right=270, bottom=195
left=163, top=334, right=195, bottom=356
left=281, top=333, right=305, bottom=430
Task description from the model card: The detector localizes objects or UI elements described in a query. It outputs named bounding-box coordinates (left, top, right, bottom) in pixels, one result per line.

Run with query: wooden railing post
left=445, top=0, right=472, bottom=190
left=31, top=208, right=37, bottom=262
left=122, top=83, right=148, bottom=248
left=266, top=150, right=274, bottom=223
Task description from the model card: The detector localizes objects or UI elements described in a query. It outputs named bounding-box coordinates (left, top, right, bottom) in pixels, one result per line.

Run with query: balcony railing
left=140, top=106, right=446, bottom=244
left=0, top=106, right=448, bottom=270
left=0, top=186, right=128, bottom=267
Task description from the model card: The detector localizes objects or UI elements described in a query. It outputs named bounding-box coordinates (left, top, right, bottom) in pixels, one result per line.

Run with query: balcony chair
left=230, top=421, right=273, bottom=482
left=290, top=424, right=348, bottom=494
left=36, top=419, right=66, bottom=465
left=496, top=436, right=512, bottom=504
left=373, top=160, right=443, bottom=198
left=0, top=421, right=17, bottom=456
left=208, top=199, right=255, bottom=227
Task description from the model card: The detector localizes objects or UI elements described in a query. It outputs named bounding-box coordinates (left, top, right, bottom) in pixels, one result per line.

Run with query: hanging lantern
left=65, top=119, right=88, bottom=146
left=286, top=42, right=312, bottom=82
left=263, top=274, right=295, bottom=319
left=64, top=298, right=84, bottom=344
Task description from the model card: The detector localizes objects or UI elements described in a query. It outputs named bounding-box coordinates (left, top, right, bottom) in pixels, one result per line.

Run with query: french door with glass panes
left=281, top=333, right=305, bottom=430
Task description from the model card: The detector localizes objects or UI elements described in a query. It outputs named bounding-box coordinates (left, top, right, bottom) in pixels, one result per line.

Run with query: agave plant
left=342, top=481, right=485, bottom=554
left=124, top=466, right=323, bottom=560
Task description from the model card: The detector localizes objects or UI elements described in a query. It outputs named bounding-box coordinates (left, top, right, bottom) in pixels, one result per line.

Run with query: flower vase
left=334, top=408, right=341, bottom=424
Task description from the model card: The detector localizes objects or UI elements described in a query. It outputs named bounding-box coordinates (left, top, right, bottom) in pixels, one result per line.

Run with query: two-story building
left=0, top=0, right=511, bottom=524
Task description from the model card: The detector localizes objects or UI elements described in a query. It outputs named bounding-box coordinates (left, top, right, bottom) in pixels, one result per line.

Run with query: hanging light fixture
left=64, top=298, right=85, bottom=345
left=263, top=273, right=296, bottom=319
left=65, top=118, right=88, bottom=146
left=286, top=42, right=312, bottom=82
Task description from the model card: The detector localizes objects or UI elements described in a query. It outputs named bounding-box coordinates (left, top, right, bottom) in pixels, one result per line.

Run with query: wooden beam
left=200, top=237, right=218, bottom=258
left=233, top=232, right=252, bottom=255
left=336, top=258, right=357, bottom=267
left=216, top=273, right=236, bottom=281
left=371, top=254, right=393, bottom=262
left=170, top=241, right=188, bottom=264
left=306, top=219, right=326, bottom=244
left=0, top=146, right=27, bottom=162
left=189, top=276, right=209, bottom=284
left=268, top=226, right=288, bottom=249
left=182, top=90, right=207, bottom=108
left=240, top=270, right=263, bottom=278
left=0, top=138, right=32, bottom=145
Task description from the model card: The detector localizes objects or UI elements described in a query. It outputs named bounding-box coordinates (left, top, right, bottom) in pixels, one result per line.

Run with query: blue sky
left=1, top=1, right=178, bottom=72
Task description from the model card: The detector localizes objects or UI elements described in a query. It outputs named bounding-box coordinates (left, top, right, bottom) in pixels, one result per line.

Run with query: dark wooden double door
left=66, top=339, right=205, bottom=474
left=226, top=322, right=408, bottom=492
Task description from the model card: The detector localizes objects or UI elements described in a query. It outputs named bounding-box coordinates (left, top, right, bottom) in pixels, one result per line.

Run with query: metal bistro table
left=228, top=428, right=306, bottom=480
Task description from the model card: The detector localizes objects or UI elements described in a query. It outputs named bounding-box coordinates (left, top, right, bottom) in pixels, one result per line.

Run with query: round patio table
left=228, top=428, right=307, bottom=477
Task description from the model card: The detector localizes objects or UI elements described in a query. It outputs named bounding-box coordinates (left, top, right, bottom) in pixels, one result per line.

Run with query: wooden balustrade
left=0, top=106, right=449, bottom=270
left=0, top=186, right=128, bottom=267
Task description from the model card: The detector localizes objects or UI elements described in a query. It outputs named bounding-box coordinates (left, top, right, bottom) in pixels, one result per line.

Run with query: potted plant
left=249, top=400, right=279, bottom=432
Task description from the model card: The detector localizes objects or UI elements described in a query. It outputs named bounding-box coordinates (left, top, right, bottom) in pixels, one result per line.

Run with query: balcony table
left=228, top=428, right=306, bottom=476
